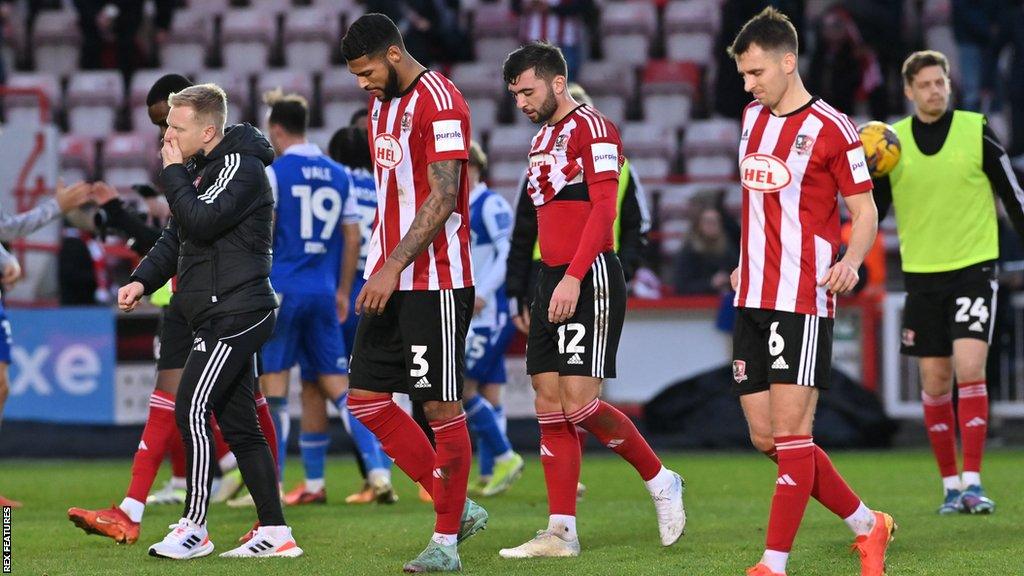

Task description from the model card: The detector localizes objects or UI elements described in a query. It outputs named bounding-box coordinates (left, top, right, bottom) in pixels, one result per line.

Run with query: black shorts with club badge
left=732, top=307, right=834, bottom=395
left=349, top=287, right=474, bottom=402
left=901, top=261, right=997, bottom=357
left=527, top=251, right=626, bottom=379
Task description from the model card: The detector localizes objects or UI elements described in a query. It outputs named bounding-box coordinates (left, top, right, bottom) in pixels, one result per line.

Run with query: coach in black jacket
left=119, top=84, right=300, bottom=558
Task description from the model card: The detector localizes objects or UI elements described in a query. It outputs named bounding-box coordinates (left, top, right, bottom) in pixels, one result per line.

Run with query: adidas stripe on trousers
left=175, top=309, right=284, bottom=526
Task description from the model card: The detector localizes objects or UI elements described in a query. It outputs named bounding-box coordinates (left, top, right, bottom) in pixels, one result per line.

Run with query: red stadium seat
left=640, top=61, right=702, bottom=129
left=66, top=71, right=125, bottom=138
left=620, top=121, right=677, bottom=159
left=449, top=62, right=506, bottom=98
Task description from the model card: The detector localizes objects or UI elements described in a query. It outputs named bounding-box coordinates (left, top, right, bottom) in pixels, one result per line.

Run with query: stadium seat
left=283, top=7, right=340, bottom=71
left=664, top=0, right=720, bottom=34
left=184, top=0, right=229, bottom=16
left=247, top=0, right=293, bottom=14
left=684, top=154, right=736, bottom=181
left=628, top=156, right=671, bottom=181
left=4, top=72, right=61, bottom=127
left=127, top=70, right=176, bottom=132
left=682, top=118, right=741, bottom=157
left=640, top=61, right=701, bottom=128
left=102, top=132, right=159, bottom=189
left=32, top=9, right=81, bottom=76
left=194, top=70, right=252, bottom=123
left=255, top=70, right=315, bottom=121
left=449, top=62, right=506, bottom=98
left=471, top=3, right=519, bottom=38
left=66, top=72, right=125, bottom=138
left=620, top=121, right=677, bottom=159
left=487, top=125, right=538, bottom=162
left=600, top=1, right=656, bottom=65
left=221, top=8, right=277, bottom=74
left=666, top=32, right=714, bottom=65
left=476, top=37, right=520, bottom=65
left=321, top=66, right=369, bottom=130
left=59, top=135, right=97, bottom=183
left=466, top=97, right=499, bottom=134
left=158, top=7, right=215, bottom=72
left=577, top=61, right=637, bottom=97
left=591, top=94, right=626, bottom=127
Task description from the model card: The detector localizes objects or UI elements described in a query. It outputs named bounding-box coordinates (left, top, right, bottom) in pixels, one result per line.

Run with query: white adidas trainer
left=219, top=525, right=303, bottom=558
left=499, top=529, right=580, bottom=559
left=148, top=518, right=214, bottom=560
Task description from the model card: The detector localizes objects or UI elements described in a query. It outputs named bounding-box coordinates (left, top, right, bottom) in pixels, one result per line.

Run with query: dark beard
left=382, top=64, right=401, bottom=100
left=532, top=88, right=559, bottom=124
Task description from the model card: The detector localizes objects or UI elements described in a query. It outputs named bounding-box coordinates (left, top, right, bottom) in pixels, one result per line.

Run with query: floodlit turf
left=2, top=450, right=1021, bottom=575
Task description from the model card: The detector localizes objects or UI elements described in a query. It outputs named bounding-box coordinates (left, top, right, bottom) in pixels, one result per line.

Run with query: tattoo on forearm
left=386, top=160, right=462, bottom=271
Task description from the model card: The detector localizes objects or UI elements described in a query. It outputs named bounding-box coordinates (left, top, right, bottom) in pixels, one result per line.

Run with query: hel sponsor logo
left=374, top=133, right=404, bottom=169
left=432, top=120, right=465, bottom=153
left=732, top=360, right=748, bottom=383
left=529, top=152, right=555, bottom=168
left=847, top=147, right=871, bottom=184
left=901, top=329, right=915, bottom=347
left=591, top=142, right=619, bottom=173
left=739, top=153, right=792, bottom=192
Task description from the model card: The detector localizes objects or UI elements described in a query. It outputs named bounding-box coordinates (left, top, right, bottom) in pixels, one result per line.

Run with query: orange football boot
left=67, top=505, right=140, bottom=544
left=851, top=511, right=897, bottom=576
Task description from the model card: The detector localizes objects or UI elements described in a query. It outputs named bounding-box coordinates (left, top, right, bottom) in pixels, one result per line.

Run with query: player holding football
left=727, top=9, right=895, bottom=576
left=499, top=42, right=685, bottom=559
left=341, top=13, right=487, bottom=572
left=872, top=50, right=1024, bottom=515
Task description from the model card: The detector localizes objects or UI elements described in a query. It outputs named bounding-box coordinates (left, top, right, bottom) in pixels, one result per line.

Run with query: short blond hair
left=169, top=83, right=228, bottom=132
left=468, top=140, right=488, bottom=173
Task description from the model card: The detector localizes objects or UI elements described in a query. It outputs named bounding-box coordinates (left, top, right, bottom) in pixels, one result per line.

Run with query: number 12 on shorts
left=558, top=323, right=586, bottom=354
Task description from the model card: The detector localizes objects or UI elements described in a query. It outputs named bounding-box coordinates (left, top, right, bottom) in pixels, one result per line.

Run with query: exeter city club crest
left=732, top=360, right=748, bottom=383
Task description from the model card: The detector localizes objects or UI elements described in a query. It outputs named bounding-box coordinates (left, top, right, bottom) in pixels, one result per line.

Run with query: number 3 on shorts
left=410, top=344, right=429, bottom=377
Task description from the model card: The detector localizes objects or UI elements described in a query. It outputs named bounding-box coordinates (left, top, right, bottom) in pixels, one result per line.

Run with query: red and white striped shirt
left=366, top=70, right=474, bottom=291
left=734, top=97, right=873, bottom=318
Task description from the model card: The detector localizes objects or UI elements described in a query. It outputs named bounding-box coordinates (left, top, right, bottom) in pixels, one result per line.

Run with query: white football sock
left=548, top=514, right=577, bottom=539
left=843, top=502, right=875, bottom=536
left=762, top=549, right=789, bottom=573
left=962, top=471, right=981, bottom=487
left=119, top=497, right=145, bottom=523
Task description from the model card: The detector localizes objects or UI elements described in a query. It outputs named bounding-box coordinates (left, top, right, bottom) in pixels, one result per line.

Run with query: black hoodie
left=131, top=123, right=278, bottom=327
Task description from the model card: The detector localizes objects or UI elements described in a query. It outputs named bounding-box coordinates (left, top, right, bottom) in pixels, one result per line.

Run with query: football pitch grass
left=2, top=449, right=1021, bottom=575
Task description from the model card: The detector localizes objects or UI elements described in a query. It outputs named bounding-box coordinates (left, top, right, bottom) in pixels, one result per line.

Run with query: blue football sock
left=299, top=432, right=330, bottom=482
left=335, top=392, right=391, bottom=472
left=465, top=395, right=511, bottom=477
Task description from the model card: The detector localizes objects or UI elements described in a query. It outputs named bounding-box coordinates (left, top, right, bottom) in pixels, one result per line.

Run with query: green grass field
left=2, top=449, right=1021, bottom=575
